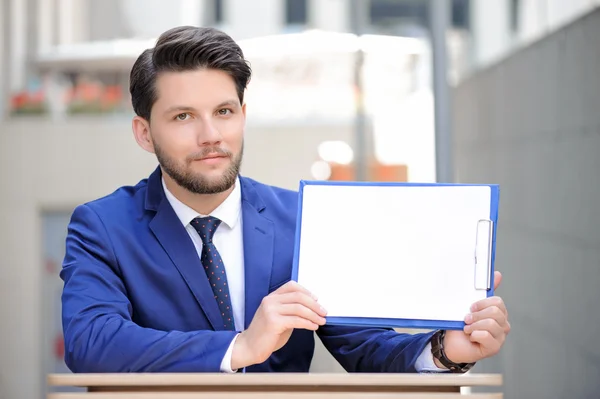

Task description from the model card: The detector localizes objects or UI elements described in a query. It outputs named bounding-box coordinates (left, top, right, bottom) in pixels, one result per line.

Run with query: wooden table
left=47, top=372, right=503, bottom=398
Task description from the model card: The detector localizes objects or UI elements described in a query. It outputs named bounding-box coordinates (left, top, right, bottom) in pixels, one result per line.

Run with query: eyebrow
left=163, top=100, right=240, bottom=116
left=215, top=100, right=240, bottom=109
left=164, top=106, right=196, bottom=116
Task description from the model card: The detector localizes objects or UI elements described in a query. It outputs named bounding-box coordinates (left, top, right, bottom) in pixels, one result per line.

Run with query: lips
left=198, top=153, right=228, bottom=161
left=188, top=148, right=231, bottom=163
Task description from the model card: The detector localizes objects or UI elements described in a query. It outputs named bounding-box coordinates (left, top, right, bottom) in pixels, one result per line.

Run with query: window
left=204, top=0, right=223, bottom=26
left=370, top=0, right=427, bottom=28
left=452, top=0, right=470, bottom=30
left=214, top=0, right=223, bottom=25
left=510, top=0, right=520, bottom=33
left=286, top=0, right=308, bottom=26
left=368, top=0, right=471, bottom=33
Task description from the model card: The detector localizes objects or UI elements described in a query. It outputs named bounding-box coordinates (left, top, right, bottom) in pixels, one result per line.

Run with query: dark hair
left=129, top=26, right=252, bottom=121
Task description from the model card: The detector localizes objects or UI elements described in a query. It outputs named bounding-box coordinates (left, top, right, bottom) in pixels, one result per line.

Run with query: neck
left=162, top=172, right=234, bottom=215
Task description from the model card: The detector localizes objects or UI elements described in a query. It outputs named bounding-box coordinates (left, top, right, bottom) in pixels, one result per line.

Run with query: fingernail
left=465, top=314, right=473, bottom=324
left=320, top=306, right=328, bottom=315
left=470, top=303, right=477, bottom=312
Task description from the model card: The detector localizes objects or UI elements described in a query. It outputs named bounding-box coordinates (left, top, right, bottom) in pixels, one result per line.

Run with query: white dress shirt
left=162, top=178, right=444, bottom=373
left=162, top=178, right=244, bottom=371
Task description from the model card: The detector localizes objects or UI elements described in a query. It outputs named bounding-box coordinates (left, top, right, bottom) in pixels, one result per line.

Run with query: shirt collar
left=161, top=177, right=242, bottom=229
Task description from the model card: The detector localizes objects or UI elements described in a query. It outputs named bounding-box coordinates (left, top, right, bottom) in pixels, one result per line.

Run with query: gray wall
left=452, top=8, right=600, bottom=399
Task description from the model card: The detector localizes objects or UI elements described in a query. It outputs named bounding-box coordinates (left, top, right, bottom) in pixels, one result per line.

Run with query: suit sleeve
left=316, top=325, right=436, bottom=372
left=60, top=204, right=238, bottom=373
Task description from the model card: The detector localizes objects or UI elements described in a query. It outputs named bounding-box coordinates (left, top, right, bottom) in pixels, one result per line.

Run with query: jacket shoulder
left=240, top=176, right=299, bottom=208
left=78, top=177, right=150, bottom=218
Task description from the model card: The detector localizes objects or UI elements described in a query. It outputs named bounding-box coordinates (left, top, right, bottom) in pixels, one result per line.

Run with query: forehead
left=153, top=69, right=238, bottom=109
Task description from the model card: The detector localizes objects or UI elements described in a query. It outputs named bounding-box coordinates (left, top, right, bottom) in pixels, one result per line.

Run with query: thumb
left=493, top=271, right=502, bottom=290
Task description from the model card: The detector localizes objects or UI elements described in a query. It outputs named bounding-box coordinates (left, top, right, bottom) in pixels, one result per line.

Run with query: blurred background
left=1, top=0, right=600, bottom=398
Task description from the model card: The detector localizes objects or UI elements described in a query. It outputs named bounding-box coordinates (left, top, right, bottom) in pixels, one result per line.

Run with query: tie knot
left=191, top=217, right=222, bottom=244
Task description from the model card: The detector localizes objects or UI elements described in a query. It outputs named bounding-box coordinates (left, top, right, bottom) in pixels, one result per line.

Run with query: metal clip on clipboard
left=474, top=219, right=493, bottom=291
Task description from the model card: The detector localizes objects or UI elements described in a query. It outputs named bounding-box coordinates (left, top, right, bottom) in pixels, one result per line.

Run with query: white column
left=9, top=0, right=26, bottom=92
left=309, top=0, right=350, bottom=32
left=37, top=0, right=55, bottom=53
left=124, top=0, right=205, bottom=38
left=180, top=0, right=203, bottom=27
left=0, top=0, right=5, bottom=114
left=57, top=0, right=73, bottom=44
left=518, top=0, right=547, bottom=44
left=226, top=0, right=283, bottom=40
left=73, top=0, right=89, bottom=42
left=469, top=0, right=511, bottom=68
left=57, top=0, right=89, bottom=44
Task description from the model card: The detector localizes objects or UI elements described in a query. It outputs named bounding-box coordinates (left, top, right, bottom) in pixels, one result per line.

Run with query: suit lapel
left=240, top=178, right=275, bottom=330
left=146, top=168, right=223, bottom=331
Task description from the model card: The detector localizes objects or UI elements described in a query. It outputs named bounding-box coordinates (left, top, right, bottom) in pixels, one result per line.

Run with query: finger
left=464, top=319, right=504, bottom=339
left=278, top=291, right=328, bottom=317
left=466, top=305, right=507, bottom=326
left=280, top=303, right=326, bottom=326
left=470, top=296, right=507, bottom=316
left=274, top=281, right=318, bottom=300
left=283, top=316, right=320, bottom=331
left=469, top=330, right=501, bottom=356
left=493, top=271, right=502, bottom=290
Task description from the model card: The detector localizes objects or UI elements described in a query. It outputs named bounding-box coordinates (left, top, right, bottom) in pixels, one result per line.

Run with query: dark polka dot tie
left=191, top=217, right=235, bottom=331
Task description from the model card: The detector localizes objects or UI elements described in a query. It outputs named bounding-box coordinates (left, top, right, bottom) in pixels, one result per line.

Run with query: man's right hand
left=231, top=281, right=327, bottom=369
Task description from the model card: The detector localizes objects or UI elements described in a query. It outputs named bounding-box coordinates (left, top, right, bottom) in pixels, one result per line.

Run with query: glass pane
left=286, top=0, right=308, bottom=25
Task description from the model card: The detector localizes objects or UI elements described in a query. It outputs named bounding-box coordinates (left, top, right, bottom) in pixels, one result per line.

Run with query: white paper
left=295, top=184, right=493, bottom=323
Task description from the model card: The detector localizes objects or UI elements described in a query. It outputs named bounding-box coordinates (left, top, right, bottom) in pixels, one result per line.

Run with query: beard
left=154, top=142, right=243, bottom=195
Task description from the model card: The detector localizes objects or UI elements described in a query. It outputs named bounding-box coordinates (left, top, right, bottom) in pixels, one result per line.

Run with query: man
left=60, top=26, right=510, bottom=373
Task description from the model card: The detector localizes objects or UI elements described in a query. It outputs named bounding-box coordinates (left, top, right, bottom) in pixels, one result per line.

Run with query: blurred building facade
left=468, top=0, right=600, bottom=73
left=1, top=1, right=600, bottom=399
left=1, top=2, right=439, bottom=398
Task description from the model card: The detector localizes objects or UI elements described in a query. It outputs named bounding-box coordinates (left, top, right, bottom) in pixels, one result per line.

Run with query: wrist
left=430, top=330, right=475, bottom=373
left=433, top=356, right=447, bottom=369
left=441, top=333, right=470, bottom=365
left=441, top=334, right=462, bottom=364
left=231, top=332, right=256, bottom=370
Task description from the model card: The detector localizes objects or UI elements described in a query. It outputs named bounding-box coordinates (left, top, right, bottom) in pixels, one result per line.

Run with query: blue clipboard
left=291, top=180, right=499, bottom=331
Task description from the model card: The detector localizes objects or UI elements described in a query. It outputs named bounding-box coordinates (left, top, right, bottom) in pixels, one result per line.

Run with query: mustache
left=187, top=147, right=232, bottom=161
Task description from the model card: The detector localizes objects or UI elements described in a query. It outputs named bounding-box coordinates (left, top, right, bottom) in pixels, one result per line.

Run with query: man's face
left=147, top=69, right=245, bottom=194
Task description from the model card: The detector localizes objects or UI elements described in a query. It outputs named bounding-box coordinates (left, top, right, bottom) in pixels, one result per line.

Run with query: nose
left=197, top=119, right=222, bottom=146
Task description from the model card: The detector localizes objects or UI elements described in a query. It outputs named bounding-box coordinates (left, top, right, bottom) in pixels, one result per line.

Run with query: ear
left=132, top=116, right=155, bottom=154
left=241, top=103, right=247, bottom=118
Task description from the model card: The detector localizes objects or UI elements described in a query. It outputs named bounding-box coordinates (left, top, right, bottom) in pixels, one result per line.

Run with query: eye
left=217, top=108, right=232, bottom=116
left=175, top=113, right=190, bottom=121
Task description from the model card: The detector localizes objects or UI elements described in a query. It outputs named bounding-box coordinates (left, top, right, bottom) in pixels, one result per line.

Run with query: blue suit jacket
left=61, top=167, right=434, bottom=373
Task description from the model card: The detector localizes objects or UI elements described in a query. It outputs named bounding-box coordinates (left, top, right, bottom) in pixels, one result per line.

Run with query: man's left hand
left=439, top=271, right=511, bottom=366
